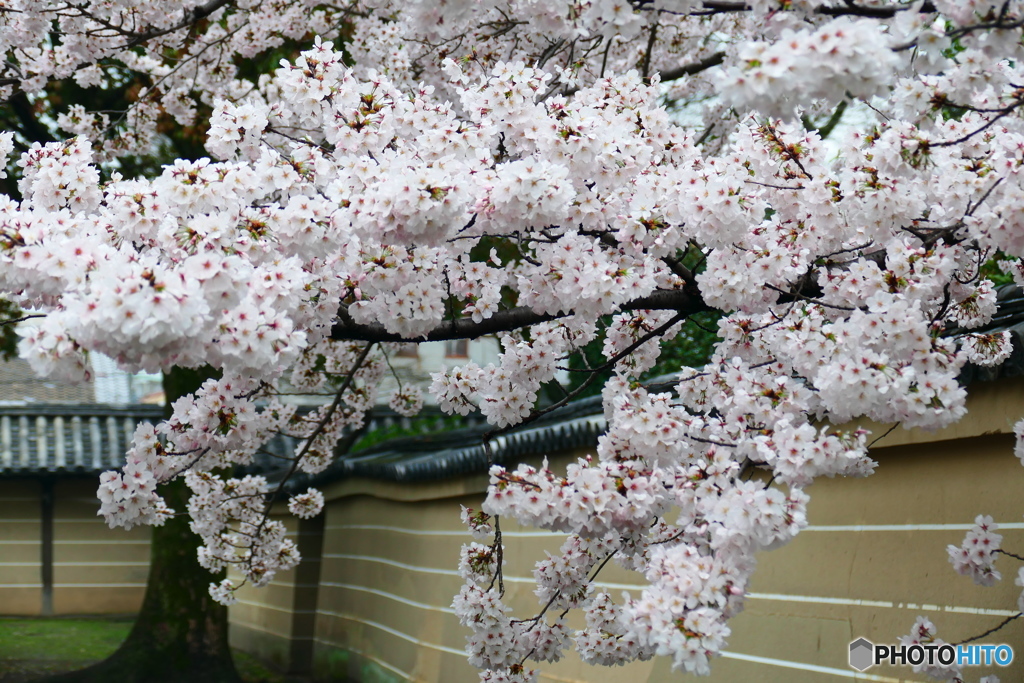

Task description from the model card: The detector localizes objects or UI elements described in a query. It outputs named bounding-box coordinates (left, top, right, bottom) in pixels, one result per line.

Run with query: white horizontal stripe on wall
left=318, top=604, right=906, bottom=682
left=331, top=522, right=1024, bottom=536
left=231, top=618, right=291, bottom=638
left=570, top=581, right=1021, bottom=619
left=326, top=523, right=558, bottom=538
left=232, top=599, right=295, bottom=614
left=51, top=561, right=149, bottom=567
left=325, top=553, right=460, bottom=577
left=318, top=609, right=467, bottom=657
left=53, top=583, right=146, bottom=588
left=806, top=523, right=1024, bottom=532
left=312, top=636, right=412, bottom=681
left=326, top=554, right=1020, bottom=619
left=721, top=651, right=914, bottom=682
left=748, top=593, right=1020, bottom=617
left=53, top=540, right=149, bottom=544
left=231, top=599, right=315, bottom=616
left=52, top=519, right=140, bottom=524
left=0, top=583, right=42, bottom=588
left=535, top=672, right=589, bottom=683
left=321, top=581, right=457, bottom=615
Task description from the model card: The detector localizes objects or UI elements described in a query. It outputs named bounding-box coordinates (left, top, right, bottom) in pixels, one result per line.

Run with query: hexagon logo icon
left=849, top=638, right=874, bottom=671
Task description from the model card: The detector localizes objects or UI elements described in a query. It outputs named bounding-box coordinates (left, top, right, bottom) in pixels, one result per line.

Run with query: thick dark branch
left=695, top=1, right=935, bottom=17
left=9, top=93, right=56, bottom=144
left=661, top=254, right=698, bottom=288
left=693, top=1, right=752, bottom=12
left=802, top=99, right=848, bottom=140
left=330, top=224, right=966, bottom=345
left=330, top=287, right=708, bottom=343
left=641, top=21, right=659, bottom=80
left=100, top=0, right=232, bottom=49
left=814, top=1, right=936, bottom=17
left=659, top=51, right=725, bottom=82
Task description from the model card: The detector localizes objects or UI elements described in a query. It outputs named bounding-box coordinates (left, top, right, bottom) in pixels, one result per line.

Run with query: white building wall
left=90, top=354, right=162, bottom=405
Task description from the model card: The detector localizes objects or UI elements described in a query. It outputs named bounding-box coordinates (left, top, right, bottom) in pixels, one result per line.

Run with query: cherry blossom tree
left=5, top=1, right=1024, bottom=681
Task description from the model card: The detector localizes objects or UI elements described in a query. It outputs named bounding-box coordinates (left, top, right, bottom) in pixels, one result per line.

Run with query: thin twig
left=996, top=549, right=1024, bottom=562
left=868, top=422, right=900, bottom=449
left=954, top=613, right=1022, bottom=646
left=0, top=314, right=44, bottom=326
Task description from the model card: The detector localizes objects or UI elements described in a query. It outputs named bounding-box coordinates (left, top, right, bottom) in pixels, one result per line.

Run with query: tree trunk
left=44, top=367, right=241, bottom=683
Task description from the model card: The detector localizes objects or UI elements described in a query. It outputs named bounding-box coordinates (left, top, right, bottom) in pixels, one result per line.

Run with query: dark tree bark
left=44, top=366, right=241, bottom=683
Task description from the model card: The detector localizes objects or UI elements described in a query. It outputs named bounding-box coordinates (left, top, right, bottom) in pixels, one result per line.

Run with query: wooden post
left=40, top=476, right=54, bottom=616
left=288, top=514, right=324, bottom=674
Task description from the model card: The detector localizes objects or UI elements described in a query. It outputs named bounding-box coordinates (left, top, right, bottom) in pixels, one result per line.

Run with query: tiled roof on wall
left=955, top=285, right=1024, bottom=384
left=280, top=388, right=631, bottom=491
left=288, top=286, right=1024, bottom=489
left=0, top=404, right=165, bottom=474
left=6, top=288, right=1024, bottom=482
left=0, top=403, right=483, bottom=477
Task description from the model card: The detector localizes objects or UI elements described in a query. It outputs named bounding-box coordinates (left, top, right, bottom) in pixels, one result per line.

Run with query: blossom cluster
left=945, top=511, right=1024, bottom=622
left=899, top=617, right=966, bottom=682
left=97, top=423, right=173, bottom=531
left=93, top=347, right=387, bottom=601
left=948, top=515, right=1003, bottom=587
left=187, top=471, right=301, bottom=600
left=718, top=18, right=899, bottom=119
left=4, top=0, right=1024, bottom=678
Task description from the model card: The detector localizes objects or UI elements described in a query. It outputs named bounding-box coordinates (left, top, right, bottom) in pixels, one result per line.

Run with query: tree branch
left=105, top=0, right=232, bottom=49
left=330, top=288, right=708, bottom=343
left=954, top=613, right=1022, bottom=646
left=659, top=51, right=725, bottom=83
left=693, top=1, right=936, bottom=18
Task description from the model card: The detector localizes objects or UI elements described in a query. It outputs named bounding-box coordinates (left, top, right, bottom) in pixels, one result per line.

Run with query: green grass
left=0, top=617, right=306, bottom=683
left=0, top=617, right=131, bottom=662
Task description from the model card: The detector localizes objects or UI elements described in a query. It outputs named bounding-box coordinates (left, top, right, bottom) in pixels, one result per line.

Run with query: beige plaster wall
left=229, top=514, right=300, bottom=672
left=0, top=478, right=150, bottom=616
left=230, top=379, right=1024, bottom=682
left=0, top=479, right=42, bottom=616
left=847, top=374, right=1024, bottom=448
left=51, top=479, right=149, bottom=614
